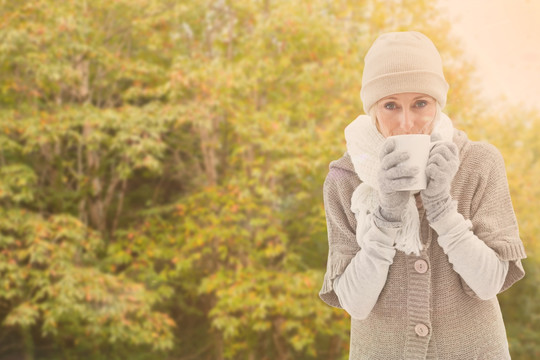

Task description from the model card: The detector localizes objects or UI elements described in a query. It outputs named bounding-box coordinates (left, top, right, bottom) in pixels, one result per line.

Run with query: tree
left=1, top=0, right=537, bottom=358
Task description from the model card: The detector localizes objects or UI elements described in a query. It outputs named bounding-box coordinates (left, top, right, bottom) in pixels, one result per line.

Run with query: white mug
left=388, top=134, right=442, bottom=191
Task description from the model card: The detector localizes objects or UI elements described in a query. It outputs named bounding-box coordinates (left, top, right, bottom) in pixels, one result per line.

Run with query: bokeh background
left=0, top=0, right=538, bottom=359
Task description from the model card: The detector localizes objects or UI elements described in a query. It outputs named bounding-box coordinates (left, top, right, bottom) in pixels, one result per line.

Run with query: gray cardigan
left=319, top=129, right=526, bottom=359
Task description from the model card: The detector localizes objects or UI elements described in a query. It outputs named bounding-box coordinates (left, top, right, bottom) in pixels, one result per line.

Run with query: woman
left=319, top=31, right=527, bottom=359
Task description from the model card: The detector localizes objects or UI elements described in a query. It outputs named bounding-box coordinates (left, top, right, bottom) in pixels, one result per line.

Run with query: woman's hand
left=421, top=134, right=459, bottom=223
left=376, top=138, right=418, bottom=223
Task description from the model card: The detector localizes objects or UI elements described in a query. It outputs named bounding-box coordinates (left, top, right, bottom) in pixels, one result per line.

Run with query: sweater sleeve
left=319, top=167, right=362, bottom=308
left=452, top=143, right=526, bottom=296
left=430, top=207, right=509, bottom=300
left=333, top=224, right=397, bottom=319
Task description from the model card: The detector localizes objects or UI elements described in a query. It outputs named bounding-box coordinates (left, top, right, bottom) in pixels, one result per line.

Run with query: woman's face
left=374, top=92, right=437, bottom=137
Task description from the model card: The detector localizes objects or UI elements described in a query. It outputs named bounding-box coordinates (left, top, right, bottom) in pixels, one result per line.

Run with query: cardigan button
left=414, top=259, right=428, bottom=274
left=415, top=323, right=430, bottom=337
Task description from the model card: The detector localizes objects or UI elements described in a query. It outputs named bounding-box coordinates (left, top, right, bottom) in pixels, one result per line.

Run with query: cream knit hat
left=360, top=31, right=449, bottom=114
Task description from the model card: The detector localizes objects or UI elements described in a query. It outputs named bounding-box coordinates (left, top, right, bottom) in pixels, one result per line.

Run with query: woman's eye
left=384, top=102, right=397, bottom=110
left=415, top=100, right=428, bottom=108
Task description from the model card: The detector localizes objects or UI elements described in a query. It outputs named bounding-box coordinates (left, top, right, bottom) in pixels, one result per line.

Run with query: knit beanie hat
left=360, top=31, right=449, bottom=114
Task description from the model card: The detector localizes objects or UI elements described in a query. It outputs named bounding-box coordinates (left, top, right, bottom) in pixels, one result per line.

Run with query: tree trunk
left=77, top=133, right=88, bottom=226
left=198, top=121, right=218, bottom=187
left=20, top=326, right=34, bottom=360
left=83, top=121, right=106, bottom=234
left=75, top=56, right=90, bottom=103
left=328, top=335, right=342, bottom=360
left=272, top=317, right=289, bottom=360
left=213, top=330, right=224, bottom=360
left=111, top=178, right=128, bottom=238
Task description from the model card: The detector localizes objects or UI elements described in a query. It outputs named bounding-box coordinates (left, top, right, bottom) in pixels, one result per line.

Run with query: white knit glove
left=376, top=138, right=418, bottom=225
left=421, top=134, right=460, bottom=223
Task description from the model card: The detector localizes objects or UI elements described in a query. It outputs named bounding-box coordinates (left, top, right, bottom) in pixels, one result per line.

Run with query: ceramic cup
left=389, top=134, right=442, bottom=191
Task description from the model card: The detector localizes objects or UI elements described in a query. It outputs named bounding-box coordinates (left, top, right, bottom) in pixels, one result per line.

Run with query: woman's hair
left=368, top=105, right=379, bottom=131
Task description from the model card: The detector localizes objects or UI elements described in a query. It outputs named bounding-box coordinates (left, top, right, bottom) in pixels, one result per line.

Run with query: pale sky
left=437, top=0, right=540, bottom=110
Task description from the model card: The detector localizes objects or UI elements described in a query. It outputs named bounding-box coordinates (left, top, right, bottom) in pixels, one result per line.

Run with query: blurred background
left=0, top=0, right=538, bottom=359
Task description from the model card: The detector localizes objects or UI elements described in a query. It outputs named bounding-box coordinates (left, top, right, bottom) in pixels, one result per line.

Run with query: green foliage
left=0, top=164, right=37, bottom=204
left=0, top=0, right=538, bottom=359
left=106, top=183, right=349, bottom=358
left=0, top=208, right=174, bottom=358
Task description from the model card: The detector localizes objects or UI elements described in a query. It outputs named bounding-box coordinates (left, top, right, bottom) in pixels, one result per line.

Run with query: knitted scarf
left=344, top=111, right=455, bottom=255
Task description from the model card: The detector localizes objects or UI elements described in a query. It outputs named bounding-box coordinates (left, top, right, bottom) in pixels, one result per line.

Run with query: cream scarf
left=345, top=111, right=455, bottom=255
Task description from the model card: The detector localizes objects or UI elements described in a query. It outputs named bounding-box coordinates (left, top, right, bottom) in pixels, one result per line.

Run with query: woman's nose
left=398, top=109, right=415, bottom=131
